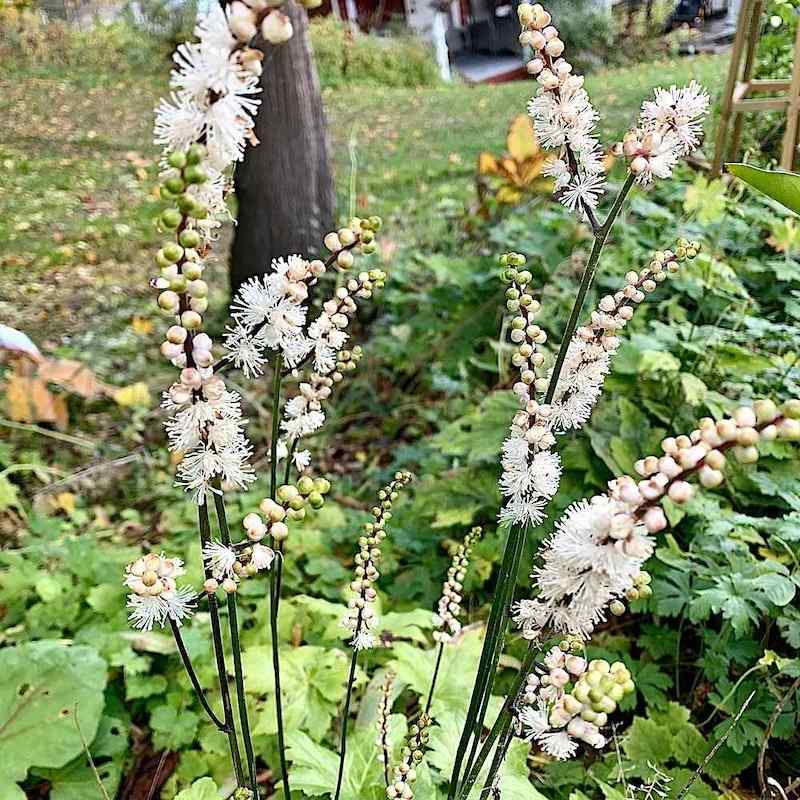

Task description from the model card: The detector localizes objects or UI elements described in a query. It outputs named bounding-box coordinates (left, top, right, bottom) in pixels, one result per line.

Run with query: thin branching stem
left=334, top=625, right=362, bottom=800
left=213, top=490, right=259, bottom=796
left=452, top=172, right=637, bottom=799
left=266, top=351, right=291, bottom=800
left=198, top=502, right=245, bottom=786
left=169, top=617, right=228, bottom=732
left=424, top=641, right=446, bottom=715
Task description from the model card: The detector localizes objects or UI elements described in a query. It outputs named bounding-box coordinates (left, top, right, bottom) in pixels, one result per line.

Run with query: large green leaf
left=174, top=777, right=220, bottom=800
left=727, top=163, right=800, bottom=215
left=0, top=641, right=107, bottom=791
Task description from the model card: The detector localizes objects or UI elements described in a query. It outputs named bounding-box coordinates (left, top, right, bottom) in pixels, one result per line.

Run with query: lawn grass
left=0, top=51, right=727, bottom=351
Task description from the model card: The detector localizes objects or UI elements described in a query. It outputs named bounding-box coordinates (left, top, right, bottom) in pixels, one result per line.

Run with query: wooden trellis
left=712, top=0, right=800, bottom=175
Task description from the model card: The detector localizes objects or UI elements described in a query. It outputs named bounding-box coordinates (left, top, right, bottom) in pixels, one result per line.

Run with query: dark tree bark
left=230, top=1, right=336, bottom=292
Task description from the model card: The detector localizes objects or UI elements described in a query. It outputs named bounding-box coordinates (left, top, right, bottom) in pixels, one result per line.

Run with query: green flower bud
left=289, top=496, right=305, bottom=511
left=186, top=143, right=207, bottom=165
left=168, top=151, right=188, bottom=169
left=296, top=476, right=315, bottom=495
left=155, top=249, right=172, bottom=268
left=176, top=193, right=196, bottom=214
left=277, top=484, right=300, bottom=502
left=179, top=228, right=201, bottom=249
left=164, top=176, right=185, bottom=194
left=158, top=290, right=179, bottom=310
left=184, top=165, right=208, bottom=184
left=368, top=215, right=382, bottom=230
left=308, top=491, right=324, bottom=509
left=161, top=209, right=182, bottom=229
left=170, top=275, right=188, bottom=293
left=313, top=477, right=331, bottom=495
left=162, top=243, right=184, bottom=263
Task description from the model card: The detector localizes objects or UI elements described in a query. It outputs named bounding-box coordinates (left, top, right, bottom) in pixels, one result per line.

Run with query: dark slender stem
left=283, top=438, right=298, bottom=486
left=448, top=525, right=524, bottom=798
left=544, top=172, right=636, bottom=405
left=266, top=352, right=291, bottom=800
left=424, top=642, right=445, bottom=715
left=479, top=721, right=515, bottom=799
left=334, top=636, right=361, bottom=800
left=198, top=503, right=245, bottom=786
left=462, top=526, right=527, bottom=782
left=169, top=618, right=228, bottom=732
left=457, top=644, right=537, bottom=800
left=213, top=491, right=259, bottom=797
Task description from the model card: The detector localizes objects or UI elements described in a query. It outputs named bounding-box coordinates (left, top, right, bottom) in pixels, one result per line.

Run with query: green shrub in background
left=310, top=16, right=441, bottom=89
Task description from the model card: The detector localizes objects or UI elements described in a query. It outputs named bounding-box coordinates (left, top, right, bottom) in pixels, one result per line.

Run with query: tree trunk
left=230, top=1, right=336, bottom=292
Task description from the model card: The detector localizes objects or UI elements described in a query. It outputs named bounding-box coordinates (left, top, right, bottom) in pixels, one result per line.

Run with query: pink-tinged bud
left=658, top=456, right=681, bottom=478
left=542, top=24, right=558, bottom=39
left=180, top=367, right=202, bottom=389
left=550, top=668, right=570, bottom=687
left=167, top=325, right=187, bottom=344
left=760, top=424, right=777, bottom=441
left=753, top=399, right=778, bottom=423
left=193, top=332, right=212, bottom=351
left=643, top=506, right=667, bottom=532
left=661, top=437, right=678, bottom=455
left=668, top=481, right=693, bottom=503
left=228, top=2, right=257, bottom=41
left=529, top=30, right=546, bottom=49
left=566, top=655, right=587, bottom=675
left=716, top=419, right=738, bottom=441
left=623, top=137, right=640, bottom=157
left=531, top=5, right=551, bottom=27
left=169, top=383, right=192, bottom=405
left=699, top=466, right=724, bottom=488
left=704, top=449, right=725, bottom=470
left=733, top=445, right=760, bottom=463
left=554, top=59, right=572, bottom=76
left=733, top=406, right=757, bottom=428
left=526, top=57, right=544, bottom=74
left=778, top=418, right=800, bottom=440
left=630, top=155, right=649, bottom=174
left=618, top=482, right=642, bottom=505
left=261, top=9, right=293, bottom=43
left=737, top=426, right=760, bottom=446
left=639, top=480, right=663, bottom=501
left=701, top=427, right=722, bottom=447
left=194, top=349, right=213, bottom=368
left=160, top=341, right=184, bottom=360
left=545, top=37, right=564, bottom=57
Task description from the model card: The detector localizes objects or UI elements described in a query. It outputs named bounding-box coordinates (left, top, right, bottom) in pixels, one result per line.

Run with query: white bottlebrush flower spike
left=202, top=540, right=238, bottom=580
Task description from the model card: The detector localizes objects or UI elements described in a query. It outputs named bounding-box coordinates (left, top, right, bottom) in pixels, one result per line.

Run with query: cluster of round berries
left=386, top=713, right=431, bottom=799
left=153, top=146, right=212, bottom=334
left=323, top=216, right=382, bottom=269
left=376, top=671, right=396, bottom=767
left=500, top=253, right=549, bottom=404
left=125, top=553, right=184, bottom=598
left=334, top=346, right=363, bottom=383
left=342, top=472, right=413, bottom=650
left=608, top=570, right=652, bottom=617
left=568, top=659, right=635, bottom=726
left=620, top=400, right=800, bottom=535
left=227, top=0, right=301, bottom=47
left=517, top=3, right=570, bottom=84
left=433, top=526, right=483, bottom=643
left=242, top=476, right=332, bottom=544
left=621, top=129, right=669, bottom=178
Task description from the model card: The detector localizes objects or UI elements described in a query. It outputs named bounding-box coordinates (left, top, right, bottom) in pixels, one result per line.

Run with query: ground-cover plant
left=108, top=2, right=800, bottom=799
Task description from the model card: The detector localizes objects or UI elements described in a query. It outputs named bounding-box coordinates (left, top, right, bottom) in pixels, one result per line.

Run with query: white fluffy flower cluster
left=548, top=242, right=699, bottom=432
left=515, top=400, right=800, bottom=639
left=432, top=526, right=482, bottom=643
left=279, top=272, right=384, bottom=460
left=341, top=472, right=413, bottom=650
left=154, top=4, right=266, bottom=229
left=497, top=256, right=560, bottom=528
left=622, top=81, right=710, bottom=185
left=224, top=254, right=327, bottom=377
left=518, top=3, right=605, bottom=216
left=517, top=648, right=634, bottom=760
left=124, top=553, right=195, bottom=631
left=164, top=373, right=255, bottom=504
left=201, top=539, right=276, bottom=595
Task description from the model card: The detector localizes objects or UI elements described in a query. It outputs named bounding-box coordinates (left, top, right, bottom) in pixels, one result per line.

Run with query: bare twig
left=674, top=690, right=756, bottom=800
left=758, top=677, right=800, bottom=798
left=73, top=704, right=111, bottom=800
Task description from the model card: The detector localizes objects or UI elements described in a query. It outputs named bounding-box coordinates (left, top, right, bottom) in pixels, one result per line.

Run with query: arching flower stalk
left=461, top=401, right=800, bottom=797
left=386, top=713, right=433, bottom=800
left=452, top=8, right=720, bottom=793
left=377, top=671, right=397, bottom=789
left=424, top=526, right=484, bottom=715
left=334, top=472, right=414, bottom=800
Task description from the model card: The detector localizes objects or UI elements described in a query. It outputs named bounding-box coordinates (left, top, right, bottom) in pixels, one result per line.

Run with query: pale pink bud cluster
left=227, top=0, right=293, bottom=45
left=124, top=553, right=196, bottom=630
left=519, top=3, right=605, bottom=216
left=432, top=526, right=483, bottom=643
left=548, top=242, right=700, bottom=432
left=341, top=473, right=413, bottom=651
